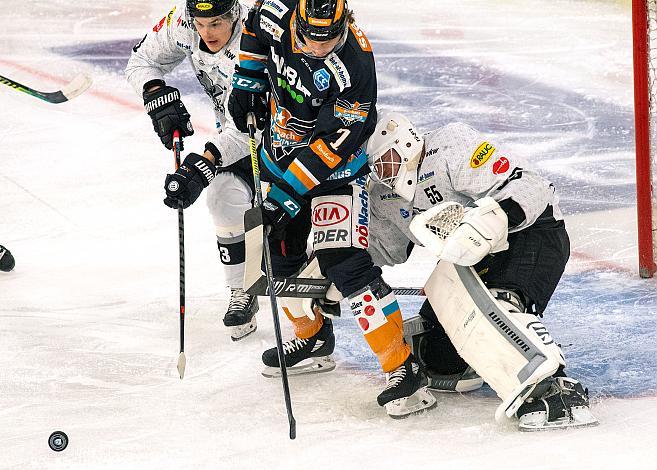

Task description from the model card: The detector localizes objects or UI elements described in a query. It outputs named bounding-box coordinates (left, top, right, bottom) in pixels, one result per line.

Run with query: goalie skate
left=516, top=377, right=599, bottom=431
left=427, top=366, right=484, bottom=393
left=261, top=318, right=336, bottom=377
left=378, top=355, right=437, bottom=419
left=223, top=288, right=258, bottom=341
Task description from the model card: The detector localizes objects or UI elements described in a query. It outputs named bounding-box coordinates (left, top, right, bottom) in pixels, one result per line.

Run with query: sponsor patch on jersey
left=470, top=142, right=496, bottom=168
left=400, top=208, right=410, bottom=219
left=166, top=6, right=176, bottom=26
left=261, top=0, right=289, bottom=19
left=313, top=68, right=331, bottom=92
left=352, top=176, right=370, bottom=249
left=349, top=24, right=372, bottom=52
left=379, top=192, right=401, bottom=201
left=492, top=156, right=510, bottom=174
left=334, top=99, right=370, bottom=126
left=153, top=16, right=166, bottom=32
left=325, top=54, right=351, bottom=92
left=313, top=201, right=350, bottom=227
left=418, top=170, right=435, bottom=183
left=260, top=16, right=283, bottom=41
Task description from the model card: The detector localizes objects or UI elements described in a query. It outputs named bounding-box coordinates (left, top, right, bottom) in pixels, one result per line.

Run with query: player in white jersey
left=365, top=112, right=598, bottom=430
left=126, top=0, right=258, bottom=340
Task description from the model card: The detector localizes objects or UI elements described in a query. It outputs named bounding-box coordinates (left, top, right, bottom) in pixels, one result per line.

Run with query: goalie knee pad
left=424, top=261, right=565, bottom=420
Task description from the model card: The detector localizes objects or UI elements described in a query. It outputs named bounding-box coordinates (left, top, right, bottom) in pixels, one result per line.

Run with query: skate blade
left=428, top=376, right=484, bottom=393
left=261, top=355, right=336, bottom=378
left=230, top=318, right=257, bottom=342
left=385, top=387, right=437, bottom=419
left=519, top=407, right=599, bottom=432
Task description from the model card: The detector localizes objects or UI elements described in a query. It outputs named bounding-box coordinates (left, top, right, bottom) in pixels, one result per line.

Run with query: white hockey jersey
left=125, top=2, right=249, bottom=167
left=368, top=122, right=563, bottom=267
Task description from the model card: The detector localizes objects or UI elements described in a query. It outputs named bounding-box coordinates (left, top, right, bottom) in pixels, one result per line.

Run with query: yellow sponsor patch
left=195, top=2, right=213, bottom=11
left=470, top=141, right=496, bottom=168
left=166, top=6, right=176, bottom=26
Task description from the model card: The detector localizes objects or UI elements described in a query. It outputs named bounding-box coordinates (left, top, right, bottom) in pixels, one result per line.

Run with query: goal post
left=633, top=0, right=657, bottom=278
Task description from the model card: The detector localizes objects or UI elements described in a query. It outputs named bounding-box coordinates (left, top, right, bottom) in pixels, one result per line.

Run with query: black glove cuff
left=499, top=198, right=526, bottom=228
left=142, top=79, right=166, bottom=95
left=204, top=142, right=223, bottom=166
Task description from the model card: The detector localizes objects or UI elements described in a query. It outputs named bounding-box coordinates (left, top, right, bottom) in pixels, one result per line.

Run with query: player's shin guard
left=348, top=277, right=410, bottom=373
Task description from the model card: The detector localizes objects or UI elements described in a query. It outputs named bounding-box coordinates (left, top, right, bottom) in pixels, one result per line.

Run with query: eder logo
left=470, top=142, right=496, bottom=168
left=313, top=202, right=350, bottom=226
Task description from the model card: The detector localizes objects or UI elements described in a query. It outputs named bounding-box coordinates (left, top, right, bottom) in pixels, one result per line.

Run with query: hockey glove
left=164, top=153, right=217, bottom=209
left=261, top=184, right=303, bottom=239
left=228, top=66, right=269, bottom=133
left=144, top=84, right=194, bottom=150
left=440, top=197, right=509, bottom=266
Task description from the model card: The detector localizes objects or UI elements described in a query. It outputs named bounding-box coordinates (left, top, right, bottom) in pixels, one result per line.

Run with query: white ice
left=1, top=0, right=656, bottom=468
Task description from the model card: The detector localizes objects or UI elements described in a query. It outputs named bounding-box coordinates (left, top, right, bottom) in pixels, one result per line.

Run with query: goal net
left=633, top=0, right=657, bottom=277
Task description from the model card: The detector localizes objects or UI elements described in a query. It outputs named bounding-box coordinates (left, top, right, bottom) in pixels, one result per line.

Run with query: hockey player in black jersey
left=228, top=0, right=436, bottom=417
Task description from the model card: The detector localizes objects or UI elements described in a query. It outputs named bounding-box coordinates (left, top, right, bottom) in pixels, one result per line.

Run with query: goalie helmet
left=296, top=0, right=349, bottom=41
left=187, top=0, right=237, bottom=18
left=366, top=112, right=424, bottom=202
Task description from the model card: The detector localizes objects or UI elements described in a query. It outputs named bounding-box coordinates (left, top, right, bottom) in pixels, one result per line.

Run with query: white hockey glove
left=439, top=197, right=509, bottom=266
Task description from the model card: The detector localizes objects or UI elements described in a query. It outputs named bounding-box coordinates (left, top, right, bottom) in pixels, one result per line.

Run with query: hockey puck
left=48, top=431, right=68, bottom=452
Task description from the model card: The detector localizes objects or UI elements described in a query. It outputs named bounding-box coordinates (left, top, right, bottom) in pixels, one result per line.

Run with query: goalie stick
left=0, top=72, right=92, bottom=104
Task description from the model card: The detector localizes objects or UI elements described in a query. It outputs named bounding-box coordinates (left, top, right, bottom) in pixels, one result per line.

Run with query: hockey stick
left=172, top=130, right=187, bottom=380
left=245, top=113, right=296, bottom=440
left=0, top=72, right=92, bottom=104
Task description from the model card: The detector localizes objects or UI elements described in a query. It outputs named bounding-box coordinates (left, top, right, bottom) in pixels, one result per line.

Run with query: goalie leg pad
left=424, top=261, right=565, bottom=420
left=349, top=277, right=410, bottom=372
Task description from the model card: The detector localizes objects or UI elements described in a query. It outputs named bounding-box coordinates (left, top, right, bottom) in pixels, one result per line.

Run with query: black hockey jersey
left=238, top=0, right=377, bottom=197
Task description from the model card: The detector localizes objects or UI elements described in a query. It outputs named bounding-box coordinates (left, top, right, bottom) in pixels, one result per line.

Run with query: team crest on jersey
left=470, top=142, right=496, bottom=168
left=271, top=104, right=315, bottom=156
left=334, top=99, right=370, bottom=126
left=313, top=69, right=331, bottom=91
left=197, top=70, right=226, bottom=114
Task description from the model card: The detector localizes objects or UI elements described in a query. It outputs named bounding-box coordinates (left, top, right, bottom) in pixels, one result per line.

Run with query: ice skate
left=377, top=355, right=437, bottom=419
left=261, top=318, right=336, bottom=377
left=516, top=376, right=599, bottom=431
left=427, top=366, right=484, bottom=393
left=223, top=288, right=258, bottom=341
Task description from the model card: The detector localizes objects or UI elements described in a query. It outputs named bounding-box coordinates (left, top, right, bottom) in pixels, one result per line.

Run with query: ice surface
left=1, top=0, right=656, bottom=468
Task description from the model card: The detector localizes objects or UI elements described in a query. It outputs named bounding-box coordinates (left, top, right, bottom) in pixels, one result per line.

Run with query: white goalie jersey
left=125, top=2, right=250, bottom=167
left=368, top=122, right=563, bottom=267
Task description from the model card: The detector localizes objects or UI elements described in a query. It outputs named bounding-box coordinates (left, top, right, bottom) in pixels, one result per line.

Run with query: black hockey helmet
left=187, top=0, right=237, bottom=17
left=296, top=0, right=349, bottom=41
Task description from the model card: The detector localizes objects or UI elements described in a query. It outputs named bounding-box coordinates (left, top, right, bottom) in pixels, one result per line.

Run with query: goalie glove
left=439, top=197, right=509, bottom=266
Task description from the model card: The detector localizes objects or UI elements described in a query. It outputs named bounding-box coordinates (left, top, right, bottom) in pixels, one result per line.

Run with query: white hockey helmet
left=366, top=112, right=424, bottom=202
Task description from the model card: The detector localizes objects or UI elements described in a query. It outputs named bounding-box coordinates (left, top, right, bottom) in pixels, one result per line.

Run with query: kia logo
left=313, top=202, right=349, bottom=226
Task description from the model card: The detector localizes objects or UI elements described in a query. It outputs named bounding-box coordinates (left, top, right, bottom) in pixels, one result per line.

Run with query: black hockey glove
left=163, top=153, right=217, bottom=209
left=261, top=184, right=303, bottom=239
left=144, top=84, right=194, bottom=150
left=228, top=66, right=269, bottom=133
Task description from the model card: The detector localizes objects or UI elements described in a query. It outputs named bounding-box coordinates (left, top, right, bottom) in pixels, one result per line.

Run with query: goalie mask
left=366, top=112, right=424, bottom=202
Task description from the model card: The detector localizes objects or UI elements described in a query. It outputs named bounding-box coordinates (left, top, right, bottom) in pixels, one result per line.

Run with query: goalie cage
left=634, top=0, right=657, bottom=277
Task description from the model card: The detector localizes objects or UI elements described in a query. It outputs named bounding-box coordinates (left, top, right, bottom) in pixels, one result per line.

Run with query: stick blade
left=177, top=352, right=186, bottom=379
left=61, top=73, right=93, bottom=100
